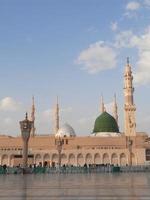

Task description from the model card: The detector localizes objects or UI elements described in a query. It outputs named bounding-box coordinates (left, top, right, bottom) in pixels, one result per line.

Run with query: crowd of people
left=1, top=162, right=150, bottom=174
left=0, top=163, right=121, bottom=174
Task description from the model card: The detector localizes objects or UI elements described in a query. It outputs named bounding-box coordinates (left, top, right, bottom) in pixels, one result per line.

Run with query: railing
left=0, top=165, right=150, bottom=174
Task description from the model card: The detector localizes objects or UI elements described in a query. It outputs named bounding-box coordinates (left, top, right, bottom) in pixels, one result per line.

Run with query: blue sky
left=0, top=0, right=150, bottom=135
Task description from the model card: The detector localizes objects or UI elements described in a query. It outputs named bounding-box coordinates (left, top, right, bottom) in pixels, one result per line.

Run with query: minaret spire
left=31, top=96, right=36, bottom=137
left=54, top=96, right=59, bottom=134
left=113, top=93, right=118, bottom=124
left=100, top=95, right=105, bottom=113
left=124, top=58, right=136, bottom=136
left=127, top=56, right=129, bottom=65
left=26, top=112, right=28, bottom=120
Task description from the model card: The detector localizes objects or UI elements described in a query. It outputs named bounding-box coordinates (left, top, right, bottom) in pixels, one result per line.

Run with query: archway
left=94, top=153, right=101, bottom=164
left=52, top=154, right=58, bottom=166
left=35, top=154, right=42, bottom=166
left=10, top=155, right=14, bottom=167
left=120, top=153, right=127, bottom=166
left=111, top=153, right=118, bottom=165
left=61, top=154, right=67, bottom=165
left=1, top=155, right=8, bottom=166
left=85, top=153, right=92, bottom=164
left=103, top=153, right=109, bottom=164
left=43, top=154, right=50, bottom=167
left=77, top=153, right=84, bottom=166
left=68, top=154, right=75, bottom=166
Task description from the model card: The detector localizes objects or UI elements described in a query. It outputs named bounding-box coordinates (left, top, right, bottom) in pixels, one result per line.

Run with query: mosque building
left=0, top=59, right=150, bottom=167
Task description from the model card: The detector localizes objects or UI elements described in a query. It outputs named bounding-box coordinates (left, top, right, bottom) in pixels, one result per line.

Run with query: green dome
left=93, top=112, right=119, bottom=133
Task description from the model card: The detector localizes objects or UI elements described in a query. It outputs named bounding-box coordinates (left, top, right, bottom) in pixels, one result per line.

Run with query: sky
left=0, top=0, right=150, bottom=136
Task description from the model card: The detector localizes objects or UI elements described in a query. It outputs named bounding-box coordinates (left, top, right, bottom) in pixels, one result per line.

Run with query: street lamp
left=20, top=113, right=33, bottom=170
left=55, top=136, right=63, bottom=169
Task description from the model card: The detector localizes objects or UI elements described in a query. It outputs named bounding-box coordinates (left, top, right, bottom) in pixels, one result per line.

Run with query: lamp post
left=20, top=113, right=33, bottom=170
left=55, top=136, right=63, bottom=169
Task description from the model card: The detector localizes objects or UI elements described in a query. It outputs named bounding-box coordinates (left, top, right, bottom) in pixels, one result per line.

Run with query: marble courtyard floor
left=0, top=173, right=150, bottom=200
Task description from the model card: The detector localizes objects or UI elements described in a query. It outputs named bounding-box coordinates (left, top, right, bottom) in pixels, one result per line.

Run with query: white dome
left=55, top=123, right=76, bottom=137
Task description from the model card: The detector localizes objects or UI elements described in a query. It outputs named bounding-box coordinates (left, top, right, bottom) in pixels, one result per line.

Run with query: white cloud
left=130, top=28, right=150, bottom=85
left=104, top=102, right=114, bottom=114
left=78, top=117, right=89, bottom=125
left=3, top=117, right=13, bottom=125
left=126, top=1, right=140, bottom=10
left=0, top=97, right=21, bottom=111
left=114, top=27, right=150, bottom=85
left=144, top=0, right=150, bottom=7
left=134, top=51, right=150, bottom=85
left=131, top=28, right=150, bottom=50
left=114, top=30, right=134, bottom=48
left=110, top=22, right=118, bottom=31
left=78, top=117, right=93, bottom=125
left=124, top=1, right=140, bottom=18
left=42, top=106, right=72, bottom=119
left=78, top=115, right=95, bottom=128
left=60, top=107, right=72, bottom=113
left=77, top=41, right=117, bottom=74
left=42, top=109, right=53, bottom=118
left=77, top=25, right=150, bottom=85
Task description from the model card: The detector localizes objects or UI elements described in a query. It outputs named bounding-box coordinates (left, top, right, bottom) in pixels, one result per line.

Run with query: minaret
left=54, top=96, right=59, bottom=134
left=113, top=93, right=118, bottom=124
left=31, top=96, right=36, bottom=137
left=124, top=57, right=136, bottom=136
left=100, top=95, right=105, bottom=113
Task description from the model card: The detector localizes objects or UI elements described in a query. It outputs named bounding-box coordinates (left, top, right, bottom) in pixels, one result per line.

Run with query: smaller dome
left=55, top=123, right=76, bottom=137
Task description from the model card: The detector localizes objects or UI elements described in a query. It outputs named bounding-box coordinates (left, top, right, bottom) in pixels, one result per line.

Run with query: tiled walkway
left=0, top=173, right=150, bottom=200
